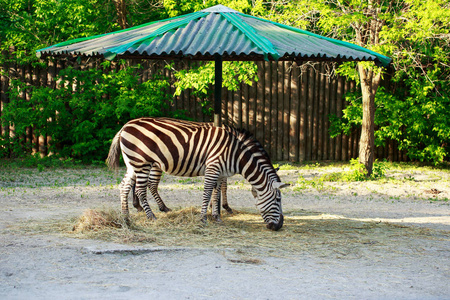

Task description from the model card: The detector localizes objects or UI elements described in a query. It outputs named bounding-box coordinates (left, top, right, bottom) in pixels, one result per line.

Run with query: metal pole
left=214, top=55, right=222, bottom=127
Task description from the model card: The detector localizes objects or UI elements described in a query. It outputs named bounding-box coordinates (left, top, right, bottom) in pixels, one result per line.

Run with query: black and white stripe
left=107, top=117, right=288, bottom=230
left=131, top=168, right=234, bottom=215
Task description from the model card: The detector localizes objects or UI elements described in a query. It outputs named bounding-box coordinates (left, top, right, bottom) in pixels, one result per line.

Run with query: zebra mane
left=221, top=124, right=270, bottom=159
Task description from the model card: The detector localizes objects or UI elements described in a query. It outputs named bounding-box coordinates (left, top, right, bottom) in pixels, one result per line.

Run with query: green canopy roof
left=37, top=5, right=391, bottom=67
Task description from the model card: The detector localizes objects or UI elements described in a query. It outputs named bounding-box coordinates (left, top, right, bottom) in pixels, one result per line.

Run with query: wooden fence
left=0, top=50, right=405, bottom=162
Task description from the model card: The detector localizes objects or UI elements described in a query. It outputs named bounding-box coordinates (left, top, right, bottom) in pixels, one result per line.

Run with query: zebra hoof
left=145, top=212, right=157, bottom=220
left=200, top=214, right=208, bottom=224
left=122, top=215, right=131, bottom=227
left=224, top=207, right=234, bottom=214
left=212, top=214, right=223, bottom=223
left=160, top=207, right=172, bottom=213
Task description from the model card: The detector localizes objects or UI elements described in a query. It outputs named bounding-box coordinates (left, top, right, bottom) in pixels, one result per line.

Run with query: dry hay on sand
left=61, top=207, right=447, bottom=258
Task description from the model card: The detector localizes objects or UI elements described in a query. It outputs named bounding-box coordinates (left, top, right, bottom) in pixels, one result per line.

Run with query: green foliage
left=2, top=0, right=449, bottom=166
left=163, top=0, right=252, bottom=17
left=0, top=0, right=120, bottom=64
left=0, top=63, right=178, bottom=161
left=165, top=1, right=258, bottom=111
left=295, top=159, right=387, bottom=191
left=173, top=61, right=258, bottom=114
left=0, top=0, right=168, bottom=64
left=321, top=0, right=450, bottom=164
left=0, top=155, right=88, bottom=169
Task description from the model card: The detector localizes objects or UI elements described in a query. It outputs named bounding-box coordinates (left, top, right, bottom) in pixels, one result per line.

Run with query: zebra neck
left=236, top=149, right=274, bottom=194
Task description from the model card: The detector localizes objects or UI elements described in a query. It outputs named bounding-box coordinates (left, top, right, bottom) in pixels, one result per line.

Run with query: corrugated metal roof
left=36, top=4, right=391, bottom=67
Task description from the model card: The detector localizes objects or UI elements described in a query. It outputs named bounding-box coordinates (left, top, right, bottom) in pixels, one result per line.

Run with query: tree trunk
left=358, top=63, right=381, bottom=176
left=114, top=0, right=129, bottom=29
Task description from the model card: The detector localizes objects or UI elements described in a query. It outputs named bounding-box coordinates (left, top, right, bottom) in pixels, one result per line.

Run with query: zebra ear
left=272, top=182, right=290, bottom=190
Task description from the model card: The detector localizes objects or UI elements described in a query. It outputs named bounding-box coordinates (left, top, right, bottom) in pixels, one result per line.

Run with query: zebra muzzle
left=266, top=214, right=284, bottom=231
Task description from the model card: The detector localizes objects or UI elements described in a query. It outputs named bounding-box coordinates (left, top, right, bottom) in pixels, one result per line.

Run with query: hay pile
left=68, top=207, right=435, bottom=257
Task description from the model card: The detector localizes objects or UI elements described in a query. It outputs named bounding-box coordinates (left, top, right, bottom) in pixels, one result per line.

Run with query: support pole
left=214, top=55, right=222, bottom=127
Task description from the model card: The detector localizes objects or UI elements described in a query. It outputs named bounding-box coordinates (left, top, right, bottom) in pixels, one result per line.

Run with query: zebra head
left=255, top=181, right=289, bottom=231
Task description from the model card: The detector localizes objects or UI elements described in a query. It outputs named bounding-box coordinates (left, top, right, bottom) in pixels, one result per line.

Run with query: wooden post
left=270, top=61, right=278, bottom=160
left=277, top=61, right=284, bottom=161
left=264, top=61, right=271, bottom=154
left=214, top=55, right=222, bottom=127
left=299, top=64, right=307, bottom=162
left=306, top=66, right=314, bottom=161
left=323, top=63, right=330, bottom=161
left=283, top=61, right=291, bottom=161
left=255, top=62, right=264, bottom=143
left=289, top=62, right=299, bottom=161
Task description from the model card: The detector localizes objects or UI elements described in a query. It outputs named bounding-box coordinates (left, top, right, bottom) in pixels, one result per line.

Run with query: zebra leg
left=135, top=167, right=156, bottom=220
left=221, top=180, right=233, bottom=214
left=119, top=170, right=136, bottom=219
left=200, top=167, right=220, bottom=223
left=148, top=167, right=171, bottom=212
left=131, top=181, right=144, bottom=212
left=211, top=178, right=225, bottom=222
left=209, top=185, right=220, bottom=212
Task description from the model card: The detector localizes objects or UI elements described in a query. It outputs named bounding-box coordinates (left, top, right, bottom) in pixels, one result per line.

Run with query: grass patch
left=10, top=207, right=442, bottom=258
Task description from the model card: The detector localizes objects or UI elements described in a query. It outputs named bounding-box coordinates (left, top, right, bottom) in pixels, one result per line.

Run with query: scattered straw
left=9, top=207, right=445, bottom=258
left=72, top=208, right=126, bottom=232
left=65, top=207, right=445, bottom=257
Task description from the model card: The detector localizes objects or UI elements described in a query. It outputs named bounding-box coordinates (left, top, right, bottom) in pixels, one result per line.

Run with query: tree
left=319, top=1, right=392, bottom=175
left=328, top=0, right=450, bottom=165
left=255, top=0, right=449, bottom=170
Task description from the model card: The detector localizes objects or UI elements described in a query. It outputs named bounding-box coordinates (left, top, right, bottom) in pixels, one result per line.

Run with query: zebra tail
left=106, top=130, right=122, bottom=171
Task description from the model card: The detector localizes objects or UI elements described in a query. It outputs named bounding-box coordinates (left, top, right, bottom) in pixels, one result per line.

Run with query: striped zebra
left=129, top=121, right=236, bottom=215
left=131, top=172, right=234, bottom=214
left=107, top=117, right=288, bottom=230
left=130, top=165, right=281, bottom=215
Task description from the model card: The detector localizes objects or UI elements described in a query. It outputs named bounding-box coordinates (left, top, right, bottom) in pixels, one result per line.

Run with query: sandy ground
left=0, top=166, right=449, bottom=299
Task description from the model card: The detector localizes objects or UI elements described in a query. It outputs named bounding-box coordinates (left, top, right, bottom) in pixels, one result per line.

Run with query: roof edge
left=238, top=13, right=392, bottom=67
left=201, top=4, right=239, bottom=13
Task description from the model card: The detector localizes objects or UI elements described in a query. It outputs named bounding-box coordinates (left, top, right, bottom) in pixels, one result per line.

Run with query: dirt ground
left=0, top=165, right=449, bottom=299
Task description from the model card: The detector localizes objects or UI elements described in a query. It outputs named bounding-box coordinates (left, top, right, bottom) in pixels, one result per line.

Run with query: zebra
left=130, top=165, right=281, bottom=215
left=130, top=170, right=234, bottom=214
left=106, top=117, right=288, bottom=230
left=128, top=120, right=237, bottom=215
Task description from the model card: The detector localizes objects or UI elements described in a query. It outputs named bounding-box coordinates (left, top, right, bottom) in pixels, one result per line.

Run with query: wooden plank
left=352, top=128, right=358, bottom=159
left=25, top=61, right=32, bottom=151
left=335, top=76, right=343, bottom=161
left=317, top=64, right=325, bottom=160
left=328, top=74, right=337, bottom=161
left=264, top=61, right=272, bottom=155
left=237, top=83, right=243, bottom=129
left=289, top=62, right=300, bottom=161
left=31, top=60, right=39, bottom=155
left=39, top=58, right=47, bottom=156
left=249, top=63, right=258, bottom=134
left=311, top=64, right=319, bottom=161
left=349, top=81, right=357, bottom=159
left=305, top=66, right=314, bottom=161
left=270, top=61, right=278, bottom=160
left=323, top=63, right=331, bottom=161
left=256, top=62, right=264, bottom=143
left=242, top=80, right=249, bottom=130
left=277, top=61, right=284, bottom=161
left=229, top=88, right=234, bottom=125
left=341, top=80, right=349, bottom=161
left=299, top=64, right=307, bottom=162
left=283, top=61, right=291, bottom=161
left=0, top=50, right=8, bottom=137
left=223, top=88, right=229, bottom=124
left=5, top=47, right=17, bottom=156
